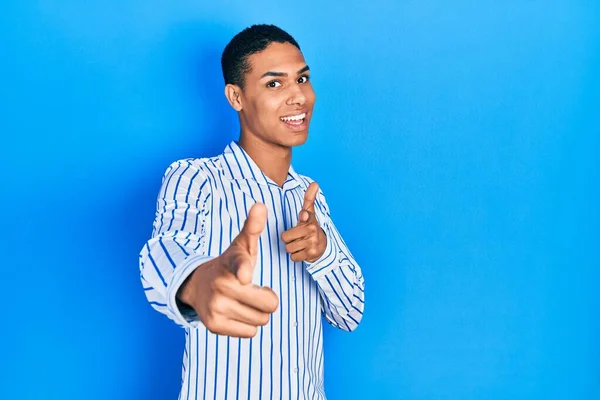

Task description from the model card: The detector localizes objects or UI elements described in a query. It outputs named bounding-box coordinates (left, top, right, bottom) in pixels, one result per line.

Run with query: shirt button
left=292, top=321, right=298, bottom=327
left=293, top=367, right=298, bottom=373
left=292, top=276, right=296, bottom=282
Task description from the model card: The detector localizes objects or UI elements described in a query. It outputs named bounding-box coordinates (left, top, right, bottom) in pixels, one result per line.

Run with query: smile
left=280, top=112, right=306, bottom=126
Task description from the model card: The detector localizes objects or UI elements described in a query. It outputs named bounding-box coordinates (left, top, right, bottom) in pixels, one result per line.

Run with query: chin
left=282, top=131, right=309, bottom=148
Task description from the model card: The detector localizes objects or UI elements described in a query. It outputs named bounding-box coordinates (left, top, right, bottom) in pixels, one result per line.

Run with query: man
left=139, top=24, right=365, bottom=400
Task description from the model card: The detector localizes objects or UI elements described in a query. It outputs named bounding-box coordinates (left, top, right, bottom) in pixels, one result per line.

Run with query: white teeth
left=280, top=112, right=306, bottom=122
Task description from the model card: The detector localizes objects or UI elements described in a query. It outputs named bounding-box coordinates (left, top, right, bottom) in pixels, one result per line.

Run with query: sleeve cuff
left=305, top=224, right=338, bottom=279
left=166, top=254, right=216, bottom=328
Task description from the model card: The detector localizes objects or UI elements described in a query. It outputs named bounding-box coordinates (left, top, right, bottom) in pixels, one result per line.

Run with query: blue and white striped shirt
left=139, top=140, right=365, bottom=400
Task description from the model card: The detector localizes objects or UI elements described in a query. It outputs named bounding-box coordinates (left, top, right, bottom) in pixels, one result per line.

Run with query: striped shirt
left=139, top=140, right=365, bottom=400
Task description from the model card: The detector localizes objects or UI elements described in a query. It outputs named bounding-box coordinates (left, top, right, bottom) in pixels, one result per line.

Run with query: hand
left=281, top=182, right=327, bottom=263
left=178, top=203, right=279, bottom=338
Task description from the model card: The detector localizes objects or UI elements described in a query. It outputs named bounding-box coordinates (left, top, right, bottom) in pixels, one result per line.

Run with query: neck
left=238, top=134, right=292, bottom=188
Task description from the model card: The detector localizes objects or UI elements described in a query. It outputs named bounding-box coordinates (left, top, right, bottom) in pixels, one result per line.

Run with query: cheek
left=304, top=85, right=316, bottom=105
left=256, top=95, right=284, bottom=123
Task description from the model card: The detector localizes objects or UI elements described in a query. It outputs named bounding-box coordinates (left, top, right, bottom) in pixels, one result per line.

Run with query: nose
left=285, top=84, right=306, bottom=106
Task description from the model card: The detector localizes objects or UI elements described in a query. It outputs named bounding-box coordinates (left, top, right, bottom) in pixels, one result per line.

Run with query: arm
left=139, top=160, right=279, bottom=336
left=138, top=160, right=215, bottom=328
left=305, top=187, right=365, bottom=332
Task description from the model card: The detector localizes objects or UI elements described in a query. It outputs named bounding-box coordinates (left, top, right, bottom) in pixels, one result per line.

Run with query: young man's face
left=234, top=42, right=316, bottom=149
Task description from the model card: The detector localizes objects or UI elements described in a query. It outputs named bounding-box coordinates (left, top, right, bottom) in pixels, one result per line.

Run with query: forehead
left=246, top=42, right=307, bottom=76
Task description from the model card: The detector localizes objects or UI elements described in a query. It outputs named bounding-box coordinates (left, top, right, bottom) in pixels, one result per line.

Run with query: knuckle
left=247, top=326, right=258, bottom=338
left=206, top=298, right=217, bottom=312
left=258, top=313, right=270, bottom=326
left=210, top=275, right=226, bottom=291
left=239, top=326, right=255, bottom=339
left=268, top=295, right=279, bottom=313
left=220, top=275, right=236, bottom=292
left=207, top=296, right=224, bottom=314
left=258, top=290, right=278, bottom=313
left=204, top=314, right=219, bottom=333
left=213, top=298, right=224, bottom=313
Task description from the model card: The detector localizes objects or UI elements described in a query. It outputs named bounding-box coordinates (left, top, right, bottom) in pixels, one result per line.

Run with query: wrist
left=177, top=267, right=199, bottom=307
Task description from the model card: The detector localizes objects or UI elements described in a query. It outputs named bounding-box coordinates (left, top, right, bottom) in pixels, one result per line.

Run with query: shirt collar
left=221, top=140, right=301, bottom=190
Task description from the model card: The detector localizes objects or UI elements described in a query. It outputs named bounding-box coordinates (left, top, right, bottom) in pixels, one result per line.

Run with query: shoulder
left=161, top=156, right=222, bottom=186
left=296, top=172, right=315, bottom=186
left=158, top=157, right=223, bottom=205
left=296, top=172, right=325, bottom=196
left=296, top=172, right=326, bottom=191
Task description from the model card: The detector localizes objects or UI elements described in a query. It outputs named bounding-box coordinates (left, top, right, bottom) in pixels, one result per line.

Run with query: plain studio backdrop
left=1, top=1, right=598, bottom=399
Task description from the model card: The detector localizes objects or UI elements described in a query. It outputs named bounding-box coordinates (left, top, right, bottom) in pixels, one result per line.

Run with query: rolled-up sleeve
left=139, top=160, right=216, bottom=328
left=304, top=183, right=365, bottom=332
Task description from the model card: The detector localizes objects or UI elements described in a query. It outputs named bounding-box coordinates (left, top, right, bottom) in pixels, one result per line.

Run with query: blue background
left=1, top=1, right=599, bottom=399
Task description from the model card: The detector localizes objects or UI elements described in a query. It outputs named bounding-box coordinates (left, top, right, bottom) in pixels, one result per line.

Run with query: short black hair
left=221, top=24, right=301, bottom=88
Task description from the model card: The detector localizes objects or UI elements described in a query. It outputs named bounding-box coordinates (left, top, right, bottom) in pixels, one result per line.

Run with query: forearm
left=140, top=231, right=215, bottom=327
left=306, top=221, right=365, bottom=331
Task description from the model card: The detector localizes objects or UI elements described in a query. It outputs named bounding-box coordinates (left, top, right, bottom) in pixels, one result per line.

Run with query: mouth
left=279, top=111, right=308, bottom=130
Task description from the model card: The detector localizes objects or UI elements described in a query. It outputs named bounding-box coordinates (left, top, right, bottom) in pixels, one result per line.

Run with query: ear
left=224, top=84, right=243, bottom=111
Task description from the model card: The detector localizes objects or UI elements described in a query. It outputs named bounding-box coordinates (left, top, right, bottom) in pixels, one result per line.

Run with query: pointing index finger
left=232, top=284, right=279, bottom=314
left=233, top=202, right=267, bottom=257
left=302, top=182, right=319, bottom=212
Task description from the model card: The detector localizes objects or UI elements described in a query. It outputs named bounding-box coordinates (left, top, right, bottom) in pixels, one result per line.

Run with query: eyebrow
left=260, top=65, right=310, bottom=79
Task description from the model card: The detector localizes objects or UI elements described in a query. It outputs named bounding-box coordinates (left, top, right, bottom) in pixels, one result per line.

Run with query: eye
left=297, top=75, right=310, bottom=84
left=266, top=80, right=281, bottom=88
